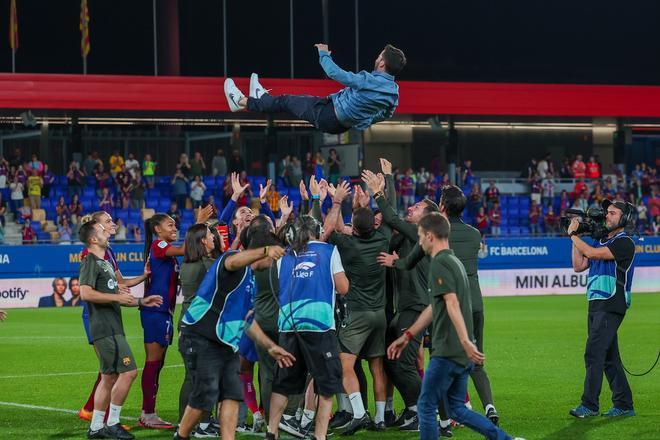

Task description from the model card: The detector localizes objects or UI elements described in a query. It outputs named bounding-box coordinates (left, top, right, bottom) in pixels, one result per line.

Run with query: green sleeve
left=375, top=194, right=418, bottom=242
left=79, top=257, right=98, bottom=288
left=393, top=243, right=425, bottom=270
left=430, top=260, right=457, bottom=298
left=310, top=199, right=323, bottom=223
left=385, top=174, right=397, bottom=208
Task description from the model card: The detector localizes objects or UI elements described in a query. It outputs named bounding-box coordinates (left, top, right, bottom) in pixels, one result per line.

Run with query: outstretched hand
left=268, top=344, right=297, bottom=368
left=314, top=43, right=331, bottom=54
left=231, top=172, right=249, bottom=201
left=318, top=179, right=329, bottom=203
left=299, top=180, right=309, bottom=201
left=279, top=195, right=293, bottom=219
left=259, top=179, right=272, bottom=203
left=361, top=169, right=385, bottom=195
left=380, top=158, right=393, bottom=175
left=332, top=180, right=351, bottom=203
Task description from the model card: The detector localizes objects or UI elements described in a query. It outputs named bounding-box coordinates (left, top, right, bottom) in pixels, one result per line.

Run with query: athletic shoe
left=367, top=421, right=386, bottom=431
left=384, top=410, right=397, bottom=427
left=138, top=414, right=175, bottom=429
left=329, top=410, right=352, bottom=430
left=224, top=79, right=246, bottom=112
left=398, top=413, right=419, bottom=432
left=249, top=73, right=268, bottom=99
left=439, top=425, right=453, bottom=438
left=569, top=404, right=599, bottom=418
left=279, top=417, right=306, bottom=439
left=394, top=408, right=415, bottom=427
left=252, top=411, right=266, bottom=433
left=174, top=431, right=191, bottom=440
left=87, top=426, right=111, bottom=439
left=79, top=408, right=93, bottom=421
left=602, top=407, right=636, bottom=417
left=192, top=424, right=219, bottom=438
left=485, top=406, right=499, bottom=426
left=105, top=423, right=135, bottom=440
left=209, top=417, right=220, bottom=431
left=340, top=414, right=370, bottom=436
left=235, top=424, right=250, bottom=433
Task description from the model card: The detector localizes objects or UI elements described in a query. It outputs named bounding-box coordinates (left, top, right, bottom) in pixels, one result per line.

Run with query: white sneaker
left=249, top=73, right=267, bottom=99
left=224, top=78, right=246, bottom=112
left=251, top=411, right=265, bottom=433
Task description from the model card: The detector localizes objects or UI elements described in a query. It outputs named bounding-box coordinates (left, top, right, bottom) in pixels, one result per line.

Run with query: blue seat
left=158, top=199, right=171, bottom=211
left=37, top=231, right=50, bottom=241
left=203, top=176, right=215, bottom=188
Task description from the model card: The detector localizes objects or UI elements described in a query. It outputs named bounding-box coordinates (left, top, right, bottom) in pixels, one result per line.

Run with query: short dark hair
left=241, top=214, right=275, bottom=250
left=183, top=224, right=210, bottom=263
left=68, top=277, right=79, bottom=289
left=79, top=220, right=98, bottom=246
left=440, top=185, right=467, bottom=217
left=421, top=199, right=440, bottom=215
left=352, top=207, right=375, bottom=237
left=418, top=212, right=450, bottom=240
left=382, top=44, right=406, bottom=75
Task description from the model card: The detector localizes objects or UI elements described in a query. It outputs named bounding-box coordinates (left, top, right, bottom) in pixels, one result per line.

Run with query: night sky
left=0, top=0, right=659, bottom=84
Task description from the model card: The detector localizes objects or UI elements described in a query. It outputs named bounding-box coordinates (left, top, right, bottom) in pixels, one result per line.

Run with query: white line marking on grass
left=0, top=401, right=137, bottom=420
left=0, top=363, right=183, bottom=379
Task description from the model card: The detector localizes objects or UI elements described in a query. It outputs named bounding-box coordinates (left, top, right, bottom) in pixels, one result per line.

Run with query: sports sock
left=141, top=360, right=161, bottom=414
left=301, top=409, right=315, bottom=428
left=83, top=373, right=102, bottom=412
left=240, top=373, right=260, bottom=414
left=439, top=418, right=450, bottom=428
left=485, top=404, right=496, bottom=413
left=107, top=403, right=122, bottom=427
left=90, top=410, right=105, bottom=431
left=348, top=392, right=365, bottom=419
left=385, top=397, right=394, bottom=412
left=374, top=401, right=386, bottom=424
left=338, top=393, right=352, bottom=413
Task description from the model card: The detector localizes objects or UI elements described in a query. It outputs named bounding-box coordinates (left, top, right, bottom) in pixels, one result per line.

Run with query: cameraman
left=567, top=199, right=636, bottom=419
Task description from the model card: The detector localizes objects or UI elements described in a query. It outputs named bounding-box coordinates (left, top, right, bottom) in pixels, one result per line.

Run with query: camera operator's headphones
left=284, top=215, right=323, bottom=245
left=602, top=200, right=636, bottom=230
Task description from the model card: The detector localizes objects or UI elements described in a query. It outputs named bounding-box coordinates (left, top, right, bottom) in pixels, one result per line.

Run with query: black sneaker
left=192, top=423, right=219, bottom=438
left=394, top=408, right=414, bottom=427
left=329, top=411, right=352, bottom=430
left=105, top=423, right=135, bottom=440
left=265, top=433, right=277, bottom=440
left=340, top=414, right=370, bottom=436
left=87, top=426, right=111, bottom=439
left=398, top=413, right=419, bottom=432
left=485, top=407, right=499, bottom=426
left=384, top=410, right=397, bottom=427
left=367, top=421, right=386, bottom=431
left=279, top=417, right=305, bottom=439
left=439, top=425, right=453, bottom=438
left=174, top=431, right=191, bottom=440
left=209, top=417, right=220, bottom=431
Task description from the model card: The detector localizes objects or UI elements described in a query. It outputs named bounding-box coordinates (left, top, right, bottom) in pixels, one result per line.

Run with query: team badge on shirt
left=122, top=357, right=131, bottom=366
left=157, top=241, right=168, bottom=249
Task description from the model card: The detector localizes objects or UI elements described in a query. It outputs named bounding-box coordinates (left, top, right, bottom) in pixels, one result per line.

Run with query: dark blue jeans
left=247, top=94, right=349, bottom=134
left=418, top=356, right=512, bottom=440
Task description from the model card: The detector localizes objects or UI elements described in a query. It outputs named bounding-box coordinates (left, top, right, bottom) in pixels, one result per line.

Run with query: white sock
left=465, top=400, right=472, bottom=410
left=439, top=419, right=450, bottom=428
left=374, top=401, right=386, bottom=424
left=485, top=404, right=496, bottom=413
left=348, top=392, right=365, bottom=419
left=107, top=403, right=122, bottom=427
left=407, top=405, right=417, bottom=413
left=301, top=409, right=315, bottom=428
left=90, top=410, right=106, bottom=431
left=338, top=393, right=352, bottom=413
left=385, top=397, right=394, bottom=412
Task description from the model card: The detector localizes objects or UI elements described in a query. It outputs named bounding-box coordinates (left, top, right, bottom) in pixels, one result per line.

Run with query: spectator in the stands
left=522, top=157, right=537, bottom=179
left=529, top=171, right=542, bottom=205
left=69, top=194, right=83, bottom=226
left=191, top=151, right=207, bottom=177
left=167, top=201, right=182, bottom=230
left=289, top=156, right=303, bottom=188
left=314, top=151, right=326, bottom=180
left=66, top=161, right=84, bottom=198
left=109, top=150, right=124, bottom=178
left=541, top=171, right=555, bottom=207
left=58, top=216, right=72, bottom=244
left=591, top=182, right=605, bottom=205
left=229, top=149, right=245, bottom=174
left=82, top=152, right=97, bottom=176
left=302, top=152, right=314, bottom=185
left=544, top=206, right=559, bottom=235
left=327, top=148, right=342, bottom=184
left=467, top=182, right=483, bottom=218
left=172, top=165, right=189, bottom=209
left=572, top=192, right=588, bottom=212
left=177, top=153, right=191, bottom=178
left=29, top=154, right=44, bottom=176
left=652, top=214, right=660, bottom=236
left=488, top=201, right=502, bottom=237
left=571, top=154, right=586, bottom=179
left=9, top=175, right=24, bottom=220
left=585, top=155, right=600, bottom=179
left=222, top=176, right=233, bottom=205
left=528, top=200, right=541, bottom=236
left=559, top=189, right=569, bottom=211
left=9, top=147, right=23, bottom=169
left=417, top=166, right=430, bottom=197
left=630, top=176, right=643, bottom=200
left=400, top=168, right=415, bottom=210
left=649, top=186, right=660, bottom=217
left=14, top=164, right=27, bottom=185
left=266, top=183, right=281, bottom=214
left=18, top=204, right=31, bottom=224
left=99, top=187, right=113, bottom=214
left=131, top=224, right=142, bottom=242
left=475, top=206, right=489, bottom=235
left=42, top=164, right=55, bottom=199
left=279, top=155, right=291, bottom=187
left=572, top=178, right=588, bottom=200
left=116, top=165, right=132, bottom=209
left=237, top=171, right=252, bottom=207
left=125, top=152, right=140, bottom=179
left=426, top=173, right=439, bottom=200
left=142, top=153, right=157, bottom=188
left=130, top=172, right=146, bottom=210
left=484, top=180, right=500, bottom=211
left=190, top=175, right=206, bottom=209
left=440, top=172, right=451, bottom=188
left=27, top=169, right=43, bottom=210
left=0, top=156, right=8, bottom=189
left=462, top=159, right=473, bottom=185
left=212, top=149, right=227, bottom=177
left=637, top=199, right=648, bottom=233
left=537, top=153, right=553, bottom=179
left=22, top=221, right=35, bottom=244
left=603, top=177, right=617, bottom=198
left=55, top=196, right=69, bottom=225
left=115, top=218, right=127, bottom=242
left=559, top=157, right=573, bottom=178
left=94, top=163, right=111, bottom=198
left=0, top=193, right=6, bottom=228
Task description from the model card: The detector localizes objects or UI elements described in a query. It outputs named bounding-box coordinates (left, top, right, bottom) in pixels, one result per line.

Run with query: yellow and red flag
left=9, top=0, right=18, bottom=52
left=80, top=0, right=90, bottom=57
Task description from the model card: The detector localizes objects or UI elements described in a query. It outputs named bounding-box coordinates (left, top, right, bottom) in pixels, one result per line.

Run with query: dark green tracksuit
left=396, top=216, right=494, bottom=409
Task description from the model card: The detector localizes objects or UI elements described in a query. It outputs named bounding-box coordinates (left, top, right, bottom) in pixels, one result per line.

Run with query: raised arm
left=224, top=246, right=286, bottom=272
left=315, top=44, right=367, bottom=89
left=364, top=169, right=417, bottom=241
left=258, top=179, right=276, bottom=223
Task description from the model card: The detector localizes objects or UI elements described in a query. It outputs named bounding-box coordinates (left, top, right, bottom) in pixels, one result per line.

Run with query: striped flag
left=80, top=0, right=90, bottom=57
left=9, top=0, right=18, bottom=52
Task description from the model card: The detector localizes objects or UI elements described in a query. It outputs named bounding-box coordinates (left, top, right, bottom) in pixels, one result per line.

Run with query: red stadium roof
left=2, top=73, right=660, bottom=117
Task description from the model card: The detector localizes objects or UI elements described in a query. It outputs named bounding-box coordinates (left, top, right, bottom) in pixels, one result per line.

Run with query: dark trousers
left=581, top=311, right=633, bottom=411
left=384, top=310, right=423, bottom=407
left=470, top=311, right=494, bottom=408
left=247, top=95, right=349, bottom=134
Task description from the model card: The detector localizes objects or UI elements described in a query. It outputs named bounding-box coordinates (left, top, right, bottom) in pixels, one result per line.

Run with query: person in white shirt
left=190, top=176, right=206, bottom=209
left=125, top=153, right=140, bottom=179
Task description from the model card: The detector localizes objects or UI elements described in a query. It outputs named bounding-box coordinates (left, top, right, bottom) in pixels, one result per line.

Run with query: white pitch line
left=0, top=363, right=183, bottom=379
left=0, top=401, right=137, bottom=420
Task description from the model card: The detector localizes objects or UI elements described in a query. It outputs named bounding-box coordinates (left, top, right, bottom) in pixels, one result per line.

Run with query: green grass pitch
left=1, top=293, right=658, bottom=439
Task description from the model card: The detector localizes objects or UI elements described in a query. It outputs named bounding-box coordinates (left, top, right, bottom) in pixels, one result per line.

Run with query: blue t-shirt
left=277, top=241, right=344, bottom=332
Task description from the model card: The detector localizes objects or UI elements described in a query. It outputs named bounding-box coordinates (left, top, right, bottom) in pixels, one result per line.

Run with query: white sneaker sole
left=224, top=78, right=245, bottom=112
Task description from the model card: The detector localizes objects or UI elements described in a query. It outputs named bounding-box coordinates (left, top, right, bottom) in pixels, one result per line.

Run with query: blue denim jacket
left=319, top=51, right=399, bottom=131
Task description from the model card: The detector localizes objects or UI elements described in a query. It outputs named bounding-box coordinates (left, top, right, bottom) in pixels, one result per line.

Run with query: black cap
left=601, top=199, right=630, bottom=214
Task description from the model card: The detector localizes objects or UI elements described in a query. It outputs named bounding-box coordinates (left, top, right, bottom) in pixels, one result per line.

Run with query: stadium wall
left=0, top=237, right=658, bottom=308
